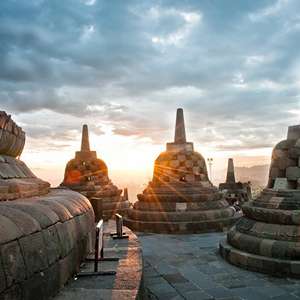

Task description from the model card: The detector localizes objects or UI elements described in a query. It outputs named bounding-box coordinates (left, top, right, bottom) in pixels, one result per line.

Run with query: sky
left=1, top=0, right=300, bottom=198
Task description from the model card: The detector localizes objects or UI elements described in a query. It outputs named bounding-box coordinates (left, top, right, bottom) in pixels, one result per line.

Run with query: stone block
left=170, top=160, right=180, bottom=168
left=278, top=157, right=296, bottom=170
left=273, top=149, right=288, bottom=159
left=0, top=284, right=22, bottom=300
left=1, top=241, right=26, bottom=287
left=273, top=178, right=289, bottom=191
left=288, top=125, right=300, bottom=140
left=259, top=239, right=274, bottom=257
left=42, top=225, right=61, bottom=265
left=0, top=206, right=41, bottom=235
left=185, top=174, right=194, bottom=182
left=269, top=167, right=280, bottom=179
left=289, top=147, right=300, bottom=159
left=286, top=167, right=300, bottom=181
left=55, top=221, right=74, bottom=258
left=0, top=215, right=22, bottom=245
left=0, top=255, right=6, bottom=293
left=19, top=232, right=49, bottom=277
left=176, top=203, right=187, bottom=212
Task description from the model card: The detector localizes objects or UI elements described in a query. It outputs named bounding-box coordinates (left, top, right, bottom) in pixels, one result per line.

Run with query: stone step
left=124, top=215, right=239, bottom=234
left=133, top=199, right=229, bottom=212
left=243, top=203, right=300, bottom=225
left=227, top=226, right=300, bottom=259
left=219, top=239, right=300, bottom=278
left=127, top=207, right=235, bottom=222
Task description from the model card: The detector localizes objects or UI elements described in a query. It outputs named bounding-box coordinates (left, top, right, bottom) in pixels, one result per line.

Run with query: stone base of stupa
left=125, top=183, right=239, bottom=234
left=64, top=182, right=130, bottom=221
left=220, top=188, right=300, bottom=277
left=0, top=155, right=50, bottom=201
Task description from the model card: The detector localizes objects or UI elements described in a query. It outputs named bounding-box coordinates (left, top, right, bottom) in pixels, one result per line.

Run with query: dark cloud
left=1, top=0, right=300, bottom=151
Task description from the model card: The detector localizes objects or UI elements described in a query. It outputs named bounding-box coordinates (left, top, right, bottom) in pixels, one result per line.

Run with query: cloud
left=0, top=0, right=300, bottom=154
left=249, top=0, right=290, bottom=22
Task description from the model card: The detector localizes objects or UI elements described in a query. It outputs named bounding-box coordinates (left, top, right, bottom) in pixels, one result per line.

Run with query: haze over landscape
left=1, top=0, right=300, bottom=201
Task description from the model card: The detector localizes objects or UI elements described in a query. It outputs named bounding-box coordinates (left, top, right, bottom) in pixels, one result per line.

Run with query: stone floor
left=139, top=232, right=300, bottom=300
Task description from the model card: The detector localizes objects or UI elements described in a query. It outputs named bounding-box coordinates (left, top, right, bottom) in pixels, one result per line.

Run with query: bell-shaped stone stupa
left=219, top=158, right=252, bottom=207
left=61, top=124, right=130, bottom=220
left=220, top=124, right=300, bottom=277
left=125, top=109, right=238, bottom=233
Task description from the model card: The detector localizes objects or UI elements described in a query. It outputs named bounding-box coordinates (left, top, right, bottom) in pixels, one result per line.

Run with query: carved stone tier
left=61, top=124, right=130, bottom=221
left=220, top=125, right=300, bottom=277
left=125, top=109, right=238, bottom=233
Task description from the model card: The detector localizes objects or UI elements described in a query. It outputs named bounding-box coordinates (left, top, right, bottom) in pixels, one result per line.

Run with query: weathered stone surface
left=0, top=256, right=6, bottom=293
left=0, top=215, right=23, bottom=244
left=125, top=109, right=239, bottom=234
left=42, top=225, right=61, bottom=265
left=19, top=232, right=49, bottom=277
left=1, top=241, right=26, bottom=287
left=286, top=167, right=300, bottom=180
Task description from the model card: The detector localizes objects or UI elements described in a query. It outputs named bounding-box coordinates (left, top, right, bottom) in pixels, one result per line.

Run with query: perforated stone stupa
left=219, top=158, right=252, bottom=208
left=61, top=124, right=130, bottom=221
left=220, top=124, right=300, bottom=277
left=0, top=112, right=94, bottom=299
left=125, top=108, right=238, bottom=233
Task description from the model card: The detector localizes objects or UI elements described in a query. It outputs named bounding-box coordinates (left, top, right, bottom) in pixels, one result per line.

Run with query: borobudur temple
left=124, top=108, right=239, bottom=233
left=220, top=124, right=300, bottom=277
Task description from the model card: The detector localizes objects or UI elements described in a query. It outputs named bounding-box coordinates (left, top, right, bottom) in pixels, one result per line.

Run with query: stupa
left=219, top=158, right=252, bottom=208
left=125, top=108, right=238, bottom=233
left=61, top=124, right=130, bottom=221
left=0, top=111, right=94, bottom=299
left=220, top=124, right=300, bottom=277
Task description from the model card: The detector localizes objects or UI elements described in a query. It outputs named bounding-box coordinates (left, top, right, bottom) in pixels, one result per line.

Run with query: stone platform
left=140, top=232, right=300, bottom=300
left=55, top=221, right=144, bottom=300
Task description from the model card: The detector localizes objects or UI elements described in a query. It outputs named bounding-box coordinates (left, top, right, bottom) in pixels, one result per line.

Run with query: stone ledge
left=220, top=239, right=300, bottom=278
left=127, top=207, right=235, bottom=222
left=125, top=215, right=240, bottom=234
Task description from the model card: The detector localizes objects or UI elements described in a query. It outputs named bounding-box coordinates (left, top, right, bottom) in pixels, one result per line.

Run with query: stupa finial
left=226, top=158, right=236, bottom=184
left=81, top=124, right=90, bottom=151
left=174, top=108, right=186, bottom=144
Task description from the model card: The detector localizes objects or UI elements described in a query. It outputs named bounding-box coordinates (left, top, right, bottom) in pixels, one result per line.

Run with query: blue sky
left=1, top=0, right=300, bottom=185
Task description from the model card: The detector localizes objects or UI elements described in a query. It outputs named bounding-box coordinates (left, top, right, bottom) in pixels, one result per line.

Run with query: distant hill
left=235, top=164, right=269, bottom=187
left=213, top=164, right=269, bottom=198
